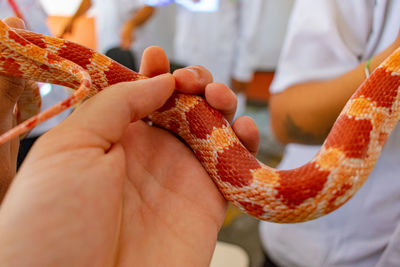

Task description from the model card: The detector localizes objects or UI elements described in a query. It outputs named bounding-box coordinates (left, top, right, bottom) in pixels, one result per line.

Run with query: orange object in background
left=246, top=71, right=274, bottom=103
left=46, top=15, right=97, bottom=50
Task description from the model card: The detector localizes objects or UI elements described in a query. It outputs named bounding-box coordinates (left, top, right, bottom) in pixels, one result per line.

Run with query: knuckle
left=0, top=75, right=25, bottom=109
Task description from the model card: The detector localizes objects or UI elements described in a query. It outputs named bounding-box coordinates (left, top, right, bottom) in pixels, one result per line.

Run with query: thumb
left=50, top=73, right=175, bottom=150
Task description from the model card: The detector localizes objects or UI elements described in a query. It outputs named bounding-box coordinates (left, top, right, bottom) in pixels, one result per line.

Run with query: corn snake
left=1, top=20, right=400, bottom=223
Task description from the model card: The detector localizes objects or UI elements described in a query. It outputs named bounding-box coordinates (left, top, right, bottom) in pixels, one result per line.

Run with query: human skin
left=269, top=30, right=400, bottom=145
left=0, top=17, right=27, bottom=201
left=0, top=17, right=259, bottom=267
left=59, top=0, right=92, bottom=38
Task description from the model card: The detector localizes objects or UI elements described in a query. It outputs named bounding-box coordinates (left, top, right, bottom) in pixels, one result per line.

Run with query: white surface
left=210, top=241, right=249, bottom=267
left=252, top=0, right=294, bottom=70
left=39, top=0, right=81, bottom=16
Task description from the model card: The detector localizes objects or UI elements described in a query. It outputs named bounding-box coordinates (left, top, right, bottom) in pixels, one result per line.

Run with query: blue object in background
left=144, top=0, right=174, bottom=6
left=144, top=0, right=219, bottom=12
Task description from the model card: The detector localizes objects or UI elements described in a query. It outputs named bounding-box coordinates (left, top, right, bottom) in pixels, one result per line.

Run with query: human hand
left=0, top=17, right=29, bottom=201
left=0, top=46, right=259, bottom=266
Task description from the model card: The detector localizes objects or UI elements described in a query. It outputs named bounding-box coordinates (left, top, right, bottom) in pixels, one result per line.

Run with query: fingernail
left=185, top=66, right=201, bottom=79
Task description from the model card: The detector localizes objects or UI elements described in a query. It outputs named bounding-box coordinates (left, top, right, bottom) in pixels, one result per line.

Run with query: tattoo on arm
left=283, top=115, right=328, bottom=145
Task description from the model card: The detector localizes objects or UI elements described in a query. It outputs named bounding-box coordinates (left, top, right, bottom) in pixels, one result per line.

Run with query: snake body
left=1, top=20, right=400, bottom=222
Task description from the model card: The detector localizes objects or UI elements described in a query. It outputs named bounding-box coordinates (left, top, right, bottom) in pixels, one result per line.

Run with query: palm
left=0, top=119, right=226, bottom=267
left=116, top=121, right=226, bottom=265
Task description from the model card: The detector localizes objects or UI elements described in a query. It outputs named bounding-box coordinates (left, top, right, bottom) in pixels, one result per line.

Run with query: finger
left=0, top=75, right=25, bottom=116
left=0, top=17, right=26, bottom=115
left=51, top=74, right=175, bottom=151
left=139, top=46, right=170, bottom=77
left=232, top=116, right=260, bottom=155
left=16, top=80, right=41, bottom=125
left=204, top=83, right=237, bottom=123
left=3, top=16, right=25, bottom=28
left=173, top=65, right=213, bottom=94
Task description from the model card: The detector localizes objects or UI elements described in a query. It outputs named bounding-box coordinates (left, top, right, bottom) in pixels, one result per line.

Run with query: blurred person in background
left=60, top=0, right=155, bottom=71
left=260, top=0, right=400, bottom=266
left=0, top=0, right=71, bottom=166
left=173, top=0, right=263, bottom=117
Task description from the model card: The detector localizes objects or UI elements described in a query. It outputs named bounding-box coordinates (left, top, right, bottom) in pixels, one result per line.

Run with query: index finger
left=139, top=46, right=170, bottom=77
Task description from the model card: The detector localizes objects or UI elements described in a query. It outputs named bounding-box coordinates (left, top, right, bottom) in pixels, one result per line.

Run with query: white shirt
left=0, top=0, right=70, bottom=136
left=260, top=0, right=400, bottom=266
left=0, top=0, right=49, bottom=34
left=91, top=0, right=144, bottom=53
left=174, top=0, right=262, bottom=85
left=131, top=3, right=176, bottom=68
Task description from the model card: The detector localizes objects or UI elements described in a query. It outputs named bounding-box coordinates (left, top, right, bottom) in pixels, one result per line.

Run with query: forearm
left=124, top=6, right=154, bottom=30
left=270, top=41, right=400, bottom=145
left=70, top=0, right=92, bottom=22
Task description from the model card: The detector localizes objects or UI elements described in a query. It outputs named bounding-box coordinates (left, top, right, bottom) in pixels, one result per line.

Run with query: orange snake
left=1, top=20, right=400, bottom=222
